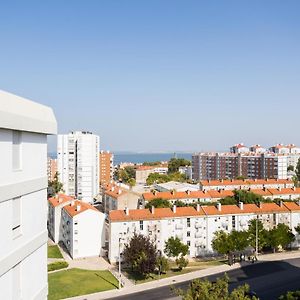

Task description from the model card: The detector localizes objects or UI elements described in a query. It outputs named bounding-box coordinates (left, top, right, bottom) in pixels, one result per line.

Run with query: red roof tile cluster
left=200, top=179, right=292, bottom=187
left=63, top=200, right=99, bottom=217
left=109, top=201, right=300, bottom=222
left=48, top=194, right=74, bottom=207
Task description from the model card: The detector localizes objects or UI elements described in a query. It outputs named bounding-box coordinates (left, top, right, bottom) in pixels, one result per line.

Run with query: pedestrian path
left=66, top=250, right=300, bottom=300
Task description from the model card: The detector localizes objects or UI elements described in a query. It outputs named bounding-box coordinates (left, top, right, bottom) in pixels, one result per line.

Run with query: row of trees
left=212, top=219, right=296, bottom=256
left=123, top=234, right=189, bottom=277
left=146, top=172, right=186, bottom=185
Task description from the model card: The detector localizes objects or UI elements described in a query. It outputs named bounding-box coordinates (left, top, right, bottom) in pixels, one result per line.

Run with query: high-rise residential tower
left=57, top=131, right=99, bottom=203
left=99, top=151, right=114, bottom=186
left=0, top=90, right=57, bottom=299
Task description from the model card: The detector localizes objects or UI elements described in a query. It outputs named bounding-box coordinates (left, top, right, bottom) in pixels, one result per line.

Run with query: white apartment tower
left=0, top=90, right=57, bottom=299
left=57, top=131, right=99, bottom=203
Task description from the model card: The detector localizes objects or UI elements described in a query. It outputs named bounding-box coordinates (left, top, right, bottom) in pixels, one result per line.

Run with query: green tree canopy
left=279, top=290, right=300, bottom=300
left=164, top=237, right=189, bottom=258
left=248, top=219, right=268, bottom=251
left=48, top=172, right=64, bottom=196
left=145, top=198, right=171, bottom=209
left=295, top=158, right=300, bottom=185
left=212, top=231, right=235, bottom=255
left=268, top=223, right=295, bottom=251
left=174, top=274, right=257, bottom=300
left=168, top=158, right=191, bottom=174
left=146, top=172, right=186, bottom=185
left=123, top=233, right=158, bottom=276
left=117, top=166, right=136, bottom=184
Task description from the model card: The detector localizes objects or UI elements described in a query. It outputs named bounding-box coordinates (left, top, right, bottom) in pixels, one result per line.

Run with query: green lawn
left=48, top=268, right=119, bottom=300
left=48, top=261, right=69, bottom=272
left=124, top=259, right=225, bottom=284
left=48, top=245, right=63, bottom=259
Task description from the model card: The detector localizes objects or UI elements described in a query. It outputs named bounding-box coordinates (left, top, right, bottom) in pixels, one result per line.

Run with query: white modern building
left=109, top=201, right=300, bottom=263
left=57, top=131, right=100, bottom=203
left=60, top=200, right=105, bottom=259
left=0, top=90, right=57, bottom=299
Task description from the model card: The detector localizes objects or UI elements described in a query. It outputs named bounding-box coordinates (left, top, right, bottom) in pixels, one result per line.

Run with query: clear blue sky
left=1, top=1, right=299, bottom=152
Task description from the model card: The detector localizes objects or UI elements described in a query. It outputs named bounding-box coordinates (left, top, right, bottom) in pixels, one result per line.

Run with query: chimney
left=279, top=200, right=283, bottom=207
left=125, top=207, right=129, bottom=216
left=293, top=186, right=296, bottom=191
left=220, top=179, right=223, bottom=183
left=239, top=202, right=244, bottom=210
left=297, top=200, right=300, bottom=206
left=196, top=203, right=201, bottom=212
left=258, top=202, right=262, bottom=209
left=111, top=186, right=115, bottom=192
left=151, top=206, right=155, bottom=214
left=76, top=204, right=81, bottom=211
left=58, top=197, right=63, bottom=203
left=216, top=202, right=221, bottom=211
left=254, top=178, right=257, bottom=182
left=172, top=205, right=177, bottom=213
left=278, top=187, right=282, bottom=192
left=186, top=190, right=191, bottom=195
left=171, top=190, right=175, bottom=195
left=71, top=200, right=75, bottom=206
left=118, top=189, right=122, bottom=195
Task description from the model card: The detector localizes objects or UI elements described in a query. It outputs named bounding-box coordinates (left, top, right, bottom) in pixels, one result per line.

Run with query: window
left=232, top=216, right=236, bottom=229
left=187, top=231, right=191, bottom=237
left=12, top=197, right=21, bottom=239
left=140, top=220, right=143, bottom=230
left=187, top=241, right=191, bottom=246
left=12, top=131, right=22, bottom=170
left=187, top=218, right=191, bottom=227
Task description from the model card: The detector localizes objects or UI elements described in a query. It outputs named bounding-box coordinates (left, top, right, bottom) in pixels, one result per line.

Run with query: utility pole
left=255, top=215, right=258, bottom=256
left=118, top=236, right=122, bottom=289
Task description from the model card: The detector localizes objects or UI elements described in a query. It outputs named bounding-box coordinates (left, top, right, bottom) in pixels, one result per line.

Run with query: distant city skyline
left=1, top=1, right=300, bottom=152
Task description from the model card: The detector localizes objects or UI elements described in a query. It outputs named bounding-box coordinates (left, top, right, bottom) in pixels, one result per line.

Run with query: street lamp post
left=118, top=236, right=123, bottom=289
left=255, top=215, right=258, bottom=257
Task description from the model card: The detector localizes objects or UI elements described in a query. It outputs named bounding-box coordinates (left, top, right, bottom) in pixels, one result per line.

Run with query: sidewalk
left=66, top=251, right=300, bottom=300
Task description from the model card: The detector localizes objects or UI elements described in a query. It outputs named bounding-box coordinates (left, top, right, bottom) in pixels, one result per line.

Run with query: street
left=110, top=258, right=300, bottom=300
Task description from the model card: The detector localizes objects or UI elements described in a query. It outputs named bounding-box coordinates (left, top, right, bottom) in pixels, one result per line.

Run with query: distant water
left=48, top=152, right=193, bottom=165
left=114, top=152, right=193, bottom=165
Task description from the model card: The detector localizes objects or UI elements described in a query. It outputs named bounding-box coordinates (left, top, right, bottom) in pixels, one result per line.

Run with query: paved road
left=110, top=258, right=300, bottom=300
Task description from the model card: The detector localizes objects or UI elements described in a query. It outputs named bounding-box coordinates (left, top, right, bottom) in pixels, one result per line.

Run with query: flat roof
left=0, top=90, right=57, bottom=134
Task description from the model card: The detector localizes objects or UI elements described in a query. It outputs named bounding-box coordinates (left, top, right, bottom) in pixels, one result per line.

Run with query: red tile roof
left=48, top=194, right=74, bottom=207
left=110, top=202, right=294, bottom=222
left=63, top=200, right=100, bottom=218
left=143, top=190, right=212, bottom=201
left=200, top=179, right=292, bottom=187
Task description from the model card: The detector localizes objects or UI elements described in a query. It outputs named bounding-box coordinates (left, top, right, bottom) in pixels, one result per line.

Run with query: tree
left=295, top=158, right=300, bottom=185
left=287, top=165, right=294, bottom=172
left=164, top=237, right=189, bottom=258
left=230, top=230, right=250, bottom=252
left=247, top=219, right=268, bottom=251
left=212, top=231, right=235, bottom=256
left=156, top=256, right=169, bottom=274
left=123, top=233, right=158, bottom=276
left=145, top=198, right=171, bottom=208
left=117, top=166, right=136, bottom=184
left=268, top=223, right=295, bottom=252
left=174, top=274, right=257, bottom=300
left=168, top=158, right=191, bottom=174
left=48, top=172, right=64, bottom=196
left=175, top=255, right=189, bottom=270
left=295, top=224, right=300, bottom=235
left=127, top=178, right=136, bottom=187
left=279, top=290, right=300, bottom=300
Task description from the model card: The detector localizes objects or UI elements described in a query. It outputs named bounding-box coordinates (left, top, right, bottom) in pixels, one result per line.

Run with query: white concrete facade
left=109, top=202, right=300, bottom=263
left=60, top=201, right=105, bottom=259
left=58, top=131, right=100, bottom=203
left=0, top=90, right=56, bottom=300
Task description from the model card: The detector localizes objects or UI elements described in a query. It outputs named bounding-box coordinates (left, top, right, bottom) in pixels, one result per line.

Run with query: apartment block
left=60, top=200, right=105, bottom=259
left=48, top=194, right=74, bottom=243
left=57, top=131, right=100, bottom=203
left=102, top=183, right=141, bottom=213
left=0, top=90, right=56, bottom=299
left=136, top=165, right=168, bottom=185
left=47, top=157, right=57, bottom=182
left=109, top=201, right=300, bottom=263
left=142, top=185, right=300, bottom=205
left=99, top=151, right=114, bottom=186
